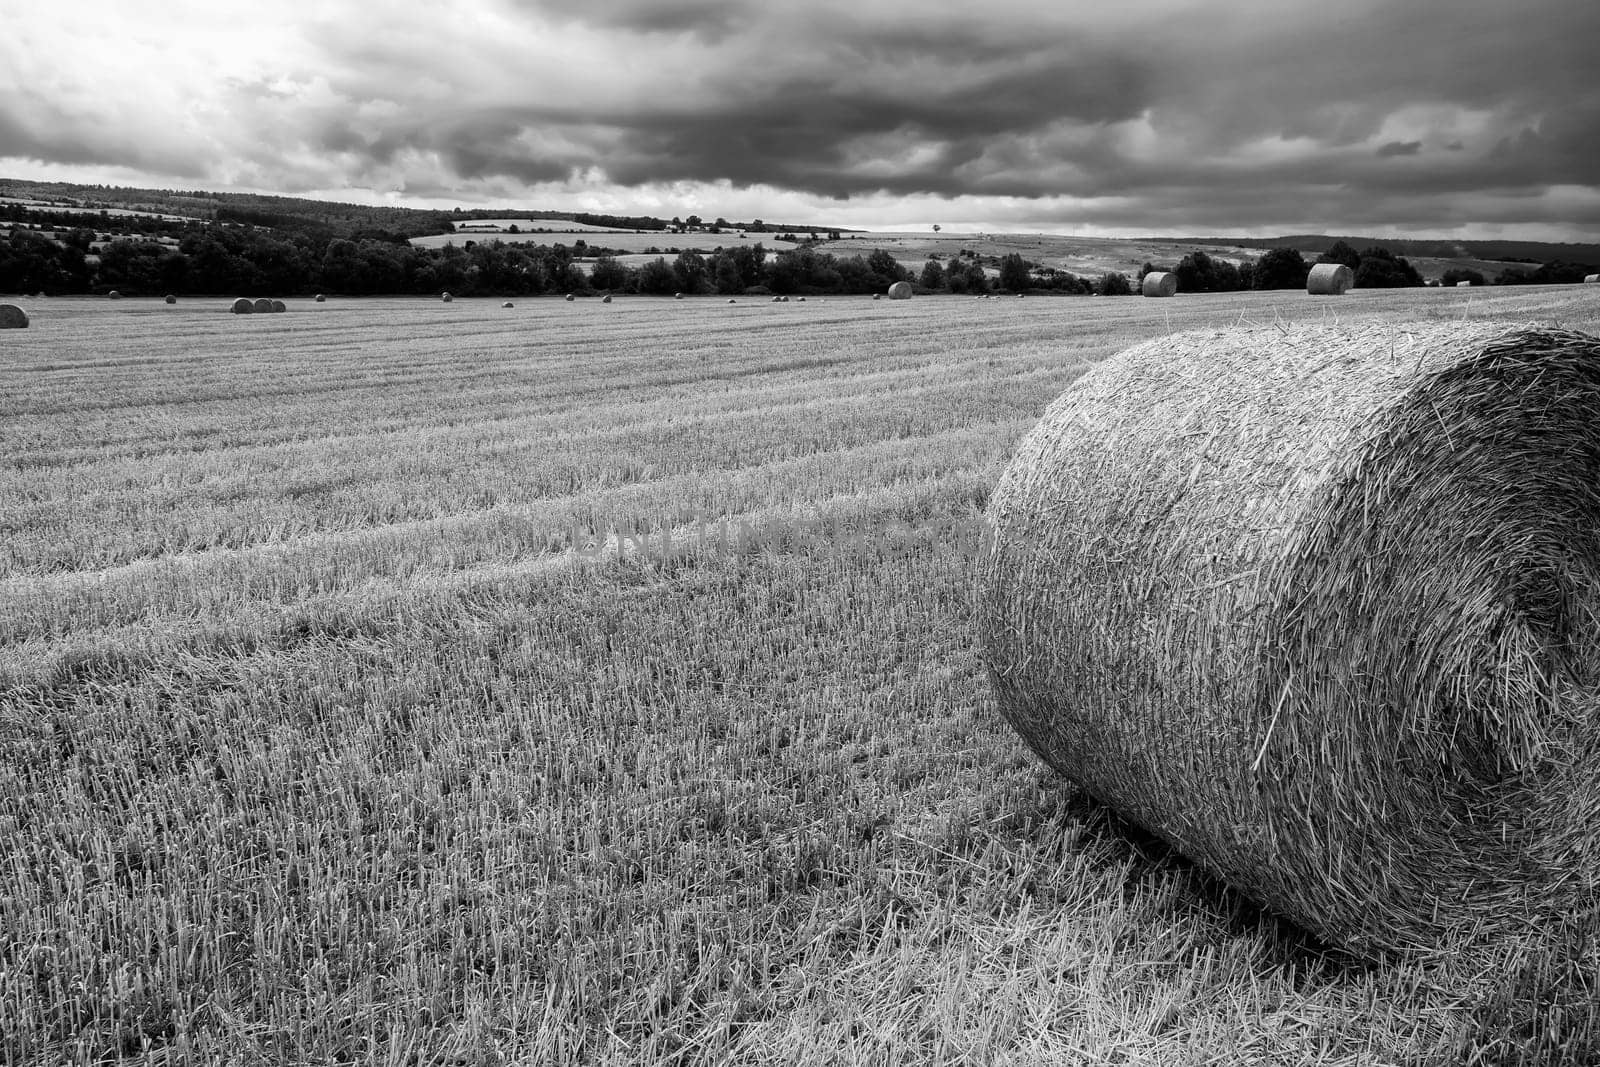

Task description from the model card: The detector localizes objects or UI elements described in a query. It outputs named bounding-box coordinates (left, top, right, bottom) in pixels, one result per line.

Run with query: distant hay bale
left=1585, top=274, right=1599, bottom=285
left=164, top=294, right=177, bottom=304
left=772, top=296, right=782, bottom=303
left=502, top=301, right=514, bottom=308
left=441, top=292, right=453, bottom=303
left=602, top=294, right=613, bottom=303
left=887, top=281, right=913, bottom=300
left=565, top=294, right=575, bottom=302
left=252, top=298, right=273, bottom=313
left=1307, top=262, right=1354, bottom=295
left=0, top=303, right=28, bottom=329
left=315, top=294, right=327, bottom=302
left=108, top=290, right=122, bottom=300
left=978, top=321, right=1600, bottom=1044
left=872, top=293, right=881, bottom=301
left=1141, top=271, right=1177, bottom=297
left=230, top=298, right=254, bottom=314
left=675, top=292, right=684, bottom=300
left=270, top=300, right=286, bottom=313
left=797, top=296, right=806, bottom=302
left=1457, top=280, right=1473, bottom=288
left=728, top=298, right=737, bottom=304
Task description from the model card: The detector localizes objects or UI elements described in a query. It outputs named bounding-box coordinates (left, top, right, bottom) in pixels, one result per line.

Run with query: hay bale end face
left=252, top=298, right=273, bottom=314
left=887, top=281, right=913, bottom=300
left=0, top=303, right=28, bottom=329
left=1141, top=271, right=1178, bottom=297
left=270, top=299, right=286, bottom=313
left=1307, top=262, right=1354, bottom=295
left=978, top=321, right=1600, bottom=1036
left=164, top=294, right=177, bottom=304
left=230, top=298, right=254, bottom=314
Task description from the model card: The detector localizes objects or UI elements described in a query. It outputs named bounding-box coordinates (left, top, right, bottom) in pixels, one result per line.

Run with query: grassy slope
left=3, top=287, right=1598, bottom=1064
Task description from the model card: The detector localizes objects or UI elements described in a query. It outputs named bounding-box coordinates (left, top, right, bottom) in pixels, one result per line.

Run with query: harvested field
left=3, top=287, right=1597, bottom=1065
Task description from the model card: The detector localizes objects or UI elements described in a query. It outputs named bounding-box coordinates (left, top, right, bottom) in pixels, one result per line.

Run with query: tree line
left=2, top=225, right=1593, bottom=298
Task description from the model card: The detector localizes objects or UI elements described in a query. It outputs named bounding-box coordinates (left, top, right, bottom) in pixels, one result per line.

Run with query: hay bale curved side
left=887, top=281, right=913, bottom=300
left=230, top=298, right=254, bottom=314
left=977, top=321, right=1600, bottom=1012
left=0, top=303, right=28, bottom=329
left=1307, top=262, right=1354, bottom=294
left=1141, top=271, right=1177, bottom=297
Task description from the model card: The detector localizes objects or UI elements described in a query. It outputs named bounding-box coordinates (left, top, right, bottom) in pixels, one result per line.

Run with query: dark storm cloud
left=1377, top=141, right=1423, bottom=158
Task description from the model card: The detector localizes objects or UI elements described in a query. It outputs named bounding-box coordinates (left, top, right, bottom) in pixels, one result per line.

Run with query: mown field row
left=2, top=286, right=1596, bottom=1063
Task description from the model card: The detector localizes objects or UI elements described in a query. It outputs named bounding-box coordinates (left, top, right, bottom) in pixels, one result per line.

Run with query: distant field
left=412, top=231, right=801, bottom=254
left=3, top=287, right=1597, bottom=1063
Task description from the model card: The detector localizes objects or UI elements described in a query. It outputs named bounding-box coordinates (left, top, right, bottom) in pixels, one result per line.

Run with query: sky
left=2, top=0, right=1598, bottom=239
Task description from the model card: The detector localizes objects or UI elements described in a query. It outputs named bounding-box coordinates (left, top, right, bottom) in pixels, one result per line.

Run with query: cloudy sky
left=3, top=0, right=1598, bottom=238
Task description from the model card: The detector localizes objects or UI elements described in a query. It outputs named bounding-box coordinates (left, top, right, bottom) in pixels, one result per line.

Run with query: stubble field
left=3, top=286, right=1597, bottom=1065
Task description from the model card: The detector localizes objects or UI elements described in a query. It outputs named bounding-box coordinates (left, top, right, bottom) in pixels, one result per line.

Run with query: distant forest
left=2, top=180, right=1596, bottom=297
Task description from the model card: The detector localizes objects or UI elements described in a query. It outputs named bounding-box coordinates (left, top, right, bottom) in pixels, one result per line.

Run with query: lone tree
left=1253, top=247, right=1310, bottom=290
left=932, top=224, right=941, bottom=233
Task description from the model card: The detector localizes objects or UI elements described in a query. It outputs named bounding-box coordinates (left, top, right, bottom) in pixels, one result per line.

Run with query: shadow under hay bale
left=0, top=303, right=28, bottom=329
left=230, top=298, right=253, bottom=314
left=1308, top=262, right=1354, bottom=295
left=977, top=321, right=1600, bottom=1057
left=1141, top=271, right=1177, bottom=297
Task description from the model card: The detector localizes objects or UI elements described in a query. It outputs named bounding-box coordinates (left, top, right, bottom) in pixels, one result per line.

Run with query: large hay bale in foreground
left=0, top=303, right=28, bottom=329
left=230, top=298, right=254, bottom=314
left=1141, top=271, right=1177, bottom=297
left=1307, top=262, right=1354, bottom=294
left=888, top=281, right=913, bottom=300
left=978, top=322, right=1600, bottom=1046
left=252, top=298, right=273, bottom=313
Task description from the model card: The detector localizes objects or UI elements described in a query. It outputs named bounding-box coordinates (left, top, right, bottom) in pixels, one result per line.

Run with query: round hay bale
left=602, top=294, right=613, bottom=304
left=565, top=294, right=575, bottom=302
left=0, top=303, right=28, bottom=329
left=1140, top=271, right=1178, bottom=297
left=252, top=298, right=273, bottom=314
left=441, top=292, right=453, bottom=303
left=772, top=295, right=782, bottom=303
left=797, top=296, right=806, bottom=302
left=315, top=293, right=327, bottom=302
left=872, top=293, right=882, bottom=301
left=271, top=299, right=286, bottom=313
left=675, top=292, right=684, bottom=300
left=1584, top=274, right=1599, bottom=285
left=728, top=298, right=737, bottom=304
left=230, top=298, right=254, bottom=314
left=978, top=321, right=1600, bottom=1043
left=108, top=290, right=122, bottom=300
left=502, top=301, right=514, bottom=309
left=887, top=281, right=913, bottom=300
left=1307, top=262, right=1354, bottom=295
left=1456, top=280, right=1473, bottom=288
left=164, top=294, right=177, bottom=304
